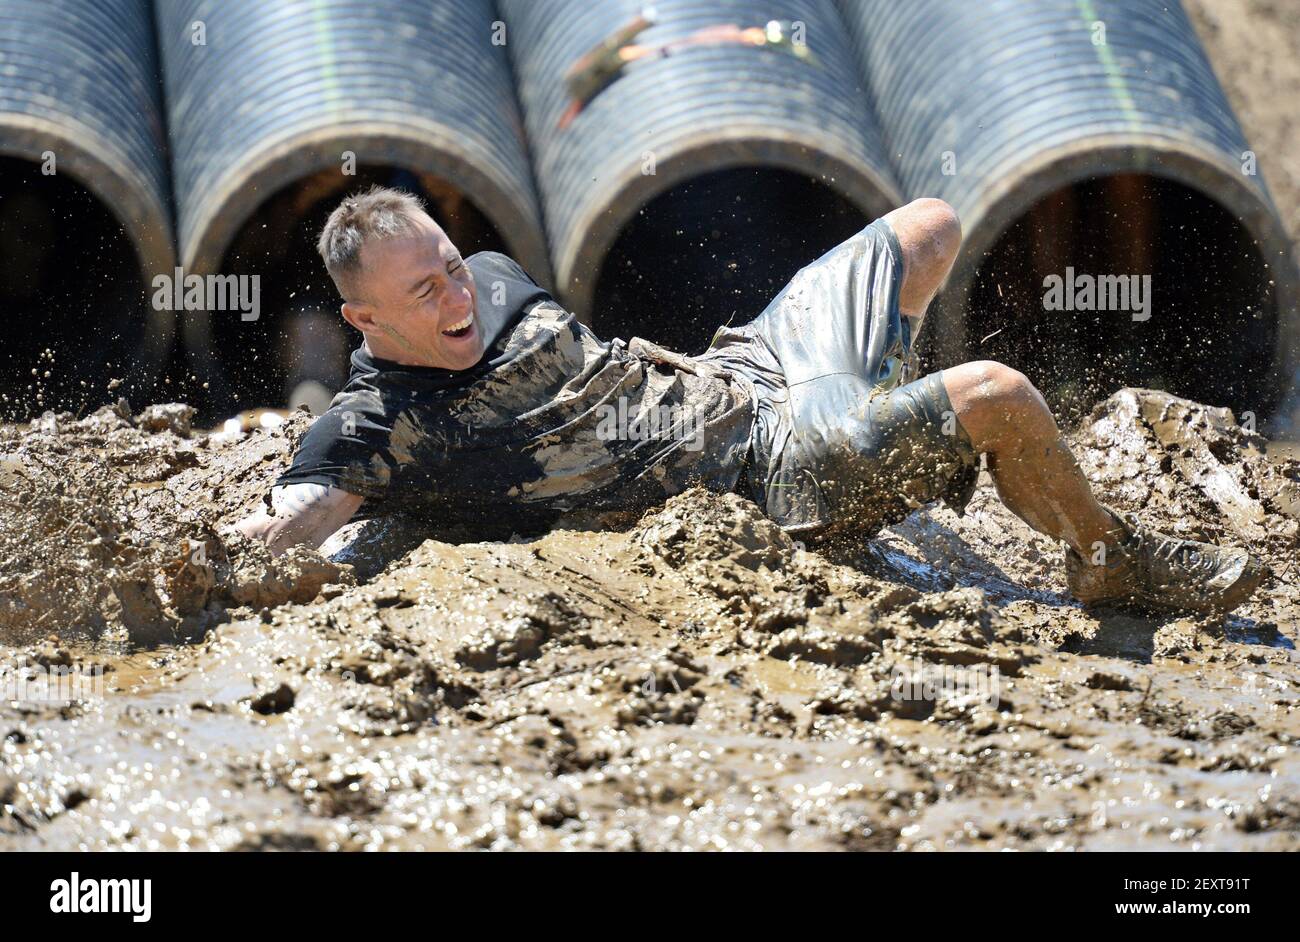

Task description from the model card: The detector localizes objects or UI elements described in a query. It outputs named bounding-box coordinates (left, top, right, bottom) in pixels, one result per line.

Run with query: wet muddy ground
left=1, top=388, right=1297, bottom=850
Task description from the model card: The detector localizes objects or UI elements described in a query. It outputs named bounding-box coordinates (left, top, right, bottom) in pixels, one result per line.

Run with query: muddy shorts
left=700, top=218, right=979, bottom=538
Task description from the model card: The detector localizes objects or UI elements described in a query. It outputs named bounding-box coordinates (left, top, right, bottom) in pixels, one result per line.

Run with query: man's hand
left=229, top=483, right=364, bottom=556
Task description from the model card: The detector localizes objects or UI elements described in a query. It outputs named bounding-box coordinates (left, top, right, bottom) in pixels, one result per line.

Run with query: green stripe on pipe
left=311, top=0, right=342, bottom=116
left=1078, top=0, right=1141, bottom=133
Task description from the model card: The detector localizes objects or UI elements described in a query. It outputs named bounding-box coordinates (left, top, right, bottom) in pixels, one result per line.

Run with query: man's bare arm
left=230, top=483, right=364, bottom=555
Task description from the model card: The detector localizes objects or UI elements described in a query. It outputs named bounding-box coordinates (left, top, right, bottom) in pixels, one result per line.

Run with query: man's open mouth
left=442, top=311, right=475, bottom=339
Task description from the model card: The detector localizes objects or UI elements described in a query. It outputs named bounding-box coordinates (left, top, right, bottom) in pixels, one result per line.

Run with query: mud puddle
left=0, top=389, right=1297, bottom=850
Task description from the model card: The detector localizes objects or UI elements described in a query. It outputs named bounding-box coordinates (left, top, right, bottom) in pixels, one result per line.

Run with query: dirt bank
left=1187, top=0, right=1300, bottom=250
left=1, top=388, right=1296, bottom=850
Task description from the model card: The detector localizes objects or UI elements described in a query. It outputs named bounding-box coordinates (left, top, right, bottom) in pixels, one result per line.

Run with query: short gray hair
left=317, top=185, right=429, bottom=300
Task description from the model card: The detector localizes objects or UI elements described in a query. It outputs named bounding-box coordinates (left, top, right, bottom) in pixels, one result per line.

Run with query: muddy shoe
left=1065, top=512, right=1266, bottom=613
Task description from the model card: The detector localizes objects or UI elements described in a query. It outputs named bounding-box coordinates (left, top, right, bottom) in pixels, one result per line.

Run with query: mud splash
left=1, top=389, right=1297, bottom=850
left=0, top=401, right=350, bottom=648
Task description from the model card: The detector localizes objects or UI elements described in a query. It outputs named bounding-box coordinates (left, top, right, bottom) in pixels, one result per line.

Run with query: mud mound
left=1070, top=390, right=1300, bottom=638
left=870, top=390, right=1298, bottom=642
left=0, top=402, right=350, bottom=647
left=1076, top=389, right=1300, bottom=546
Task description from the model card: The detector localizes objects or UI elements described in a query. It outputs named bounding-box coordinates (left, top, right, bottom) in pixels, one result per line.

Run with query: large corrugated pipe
left=0, top=0, right=174, bottom=415
left=154, top=0, right=549, bottom=411
left=499, top=0, right=902, bottom=354
left=841, top=0, right=1300, bottom=420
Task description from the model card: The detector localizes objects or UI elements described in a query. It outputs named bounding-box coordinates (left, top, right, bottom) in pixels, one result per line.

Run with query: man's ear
left=340, top=300, right=376, bottom=334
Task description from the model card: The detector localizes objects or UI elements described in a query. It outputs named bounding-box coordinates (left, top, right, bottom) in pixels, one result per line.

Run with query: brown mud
left=1, top=388, right=1297, bottom=850
left=0, top=402, right=350, bottom=649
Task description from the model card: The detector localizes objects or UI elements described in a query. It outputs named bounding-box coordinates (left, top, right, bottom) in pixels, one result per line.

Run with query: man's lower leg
left=941, top=361, right=1118, bottom=555
left=939, top=360, right=1264, bottom=612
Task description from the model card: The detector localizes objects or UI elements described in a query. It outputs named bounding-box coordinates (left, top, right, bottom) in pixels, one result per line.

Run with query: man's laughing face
left=343, top=215, right=483, bottom=371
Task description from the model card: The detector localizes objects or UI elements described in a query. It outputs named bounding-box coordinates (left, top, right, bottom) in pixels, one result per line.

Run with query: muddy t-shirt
left=277, top=252, right=755, bottom=537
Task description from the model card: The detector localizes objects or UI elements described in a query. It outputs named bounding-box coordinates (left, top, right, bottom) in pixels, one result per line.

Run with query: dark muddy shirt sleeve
left=274, top=405, right=396, bottom=501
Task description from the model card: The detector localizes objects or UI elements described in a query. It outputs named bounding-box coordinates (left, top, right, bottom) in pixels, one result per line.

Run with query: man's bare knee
left=943, top=360, right=1050, bottom=447
left=964, top=360, right=1038, bottom=407
left=884, top=198, right=963, bottom=314
left=909, top=197, right=961, bottom=247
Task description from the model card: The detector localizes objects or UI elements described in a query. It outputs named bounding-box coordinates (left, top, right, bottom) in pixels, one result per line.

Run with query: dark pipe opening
left=195, top=164, right=509, bottom=418
left=968, top=174, right=1279, bottom=425
left=0, top=157, right=149, bottom=420
left=592, top=167, right=871, bottom=355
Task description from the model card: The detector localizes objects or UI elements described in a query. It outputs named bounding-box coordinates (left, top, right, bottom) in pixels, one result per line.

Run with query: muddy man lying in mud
left=233, top=186, right=1265, bottom=614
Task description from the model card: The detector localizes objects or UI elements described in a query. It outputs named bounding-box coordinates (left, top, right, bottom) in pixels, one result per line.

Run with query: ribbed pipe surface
left=499, top=0, right=902, bottom=318
left=840, top=0, right=1298, bottom=380
left=0, top=0, right=173, bottom=281
left=154, top=0, right=549, bottom=280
